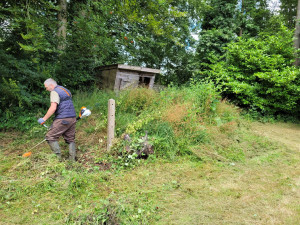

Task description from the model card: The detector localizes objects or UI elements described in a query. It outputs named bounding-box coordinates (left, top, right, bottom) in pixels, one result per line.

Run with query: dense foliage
left=196, top=0, right=272, bottom=67
left=0, top=0, right=203, bottom=130
left=280, top=0, right=298, bottom=29
left=195, top=25, right=300, bottom=116
left=0, top=0, right=300, bottom=130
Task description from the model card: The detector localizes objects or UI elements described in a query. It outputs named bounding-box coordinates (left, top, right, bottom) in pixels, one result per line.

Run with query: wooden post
left=107, top=99, right=115, bottom=151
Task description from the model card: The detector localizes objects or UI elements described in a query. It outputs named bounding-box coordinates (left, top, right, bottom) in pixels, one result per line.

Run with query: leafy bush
left=0, top=49, right=49, bottom=131
left=195, top=25, right=300, bottom=117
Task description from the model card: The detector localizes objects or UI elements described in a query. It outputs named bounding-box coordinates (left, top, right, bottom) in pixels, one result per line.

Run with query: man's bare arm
left=43, top=102, right=57, bottom=121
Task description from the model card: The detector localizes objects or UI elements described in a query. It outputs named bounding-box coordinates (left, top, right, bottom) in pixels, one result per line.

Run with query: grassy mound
left=1, top=83, right=299, bottom=224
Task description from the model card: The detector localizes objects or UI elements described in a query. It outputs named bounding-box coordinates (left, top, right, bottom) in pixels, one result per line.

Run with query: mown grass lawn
left=1, top=122, right=299, bottom=224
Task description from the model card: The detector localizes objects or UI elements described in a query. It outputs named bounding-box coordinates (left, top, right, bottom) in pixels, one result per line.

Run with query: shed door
left=115, top=71, right=139, bottom=90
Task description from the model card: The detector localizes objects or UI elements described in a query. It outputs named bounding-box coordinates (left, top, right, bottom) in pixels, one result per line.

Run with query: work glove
left=38, top=118, right=45, bottom=125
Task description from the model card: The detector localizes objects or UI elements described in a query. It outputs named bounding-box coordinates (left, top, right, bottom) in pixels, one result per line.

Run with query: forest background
left=1, top=0, right=300, bottom=130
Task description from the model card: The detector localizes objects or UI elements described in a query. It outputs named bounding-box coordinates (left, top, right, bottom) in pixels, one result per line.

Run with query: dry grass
left=251, top=122, right=300, bottom=151
left=162, top=103, right=191, bottom=125
left=160, top=101, right=207, bottom=139
left=161, top=102, right=195, bottom=135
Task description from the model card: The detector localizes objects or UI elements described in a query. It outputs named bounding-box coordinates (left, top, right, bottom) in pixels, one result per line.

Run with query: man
left=38, top=78, right=77, bottom=161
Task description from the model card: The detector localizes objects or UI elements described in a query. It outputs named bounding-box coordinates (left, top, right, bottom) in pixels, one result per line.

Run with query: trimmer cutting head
left=79, top=106, right=91, bottom=119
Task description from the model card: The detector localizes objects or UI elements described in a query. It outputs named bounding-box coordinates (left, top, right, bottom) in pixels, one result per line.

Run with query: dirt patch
left=77, top=150, right=111, bottom=171
left=251, top=122, right=300, bottom=151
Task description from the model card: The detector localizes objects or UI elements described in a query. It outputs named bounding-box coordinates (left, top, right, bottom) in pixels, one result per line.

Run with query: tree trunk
left=239, top=0, right=244, bottom=37
left=57, top=0, right=67, bottom=50
left=294, top=0, right=300, bottom=66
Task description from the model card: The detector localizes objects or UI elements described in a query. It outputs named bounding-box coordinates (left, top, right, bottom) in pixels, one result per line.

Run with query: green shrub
left=195, top=25, right=300, bottom=117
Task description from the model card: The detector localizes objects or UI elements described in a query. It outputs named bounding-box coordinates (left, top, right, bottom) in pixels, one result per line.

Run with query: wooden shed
left=95, top=64, right=160, bottom=91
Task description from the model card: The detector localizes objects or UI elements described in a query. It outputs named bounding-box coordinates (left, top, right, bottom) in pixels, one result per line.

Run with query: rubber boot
left=69, top=142, right=76, bottom=161
left=48, top=141, right=61, bottom=160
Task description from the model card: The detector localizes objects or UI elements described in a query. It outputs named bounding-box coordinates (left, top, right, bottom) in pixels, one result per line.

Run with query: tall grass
left=71, top=82, right=242, bottom=163
left=20, top=82, right=244, bottom=164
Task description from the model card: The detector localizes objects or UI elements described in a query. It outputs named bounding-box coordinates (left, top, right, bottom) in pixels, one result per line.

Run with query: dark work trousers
left=46, top=117, right=76, bottom=143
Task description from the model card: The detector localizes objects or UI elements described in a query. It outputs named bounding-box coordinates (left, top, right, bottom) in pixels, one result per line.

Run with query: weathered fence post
left=107, top=99, right=115, bottom=151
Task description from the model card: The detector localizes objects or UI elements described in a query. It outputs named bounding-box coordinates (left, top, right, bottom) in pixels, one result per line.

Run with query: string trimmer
left=22, top=107, right=91, bottom=157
